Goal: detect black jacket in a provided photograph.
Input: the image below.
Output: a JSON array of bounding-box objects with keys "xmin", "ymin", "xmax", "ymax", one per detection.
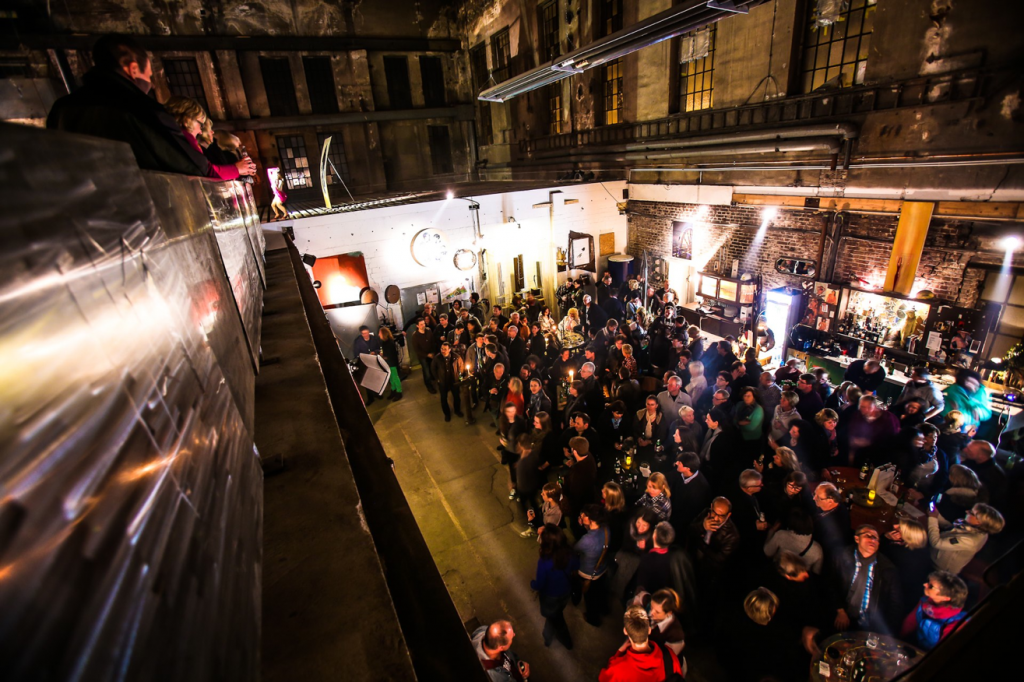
[
  {"xmin": 48, "ymin": 68, "xmax": 212, "ymax": 176},
  {"xmin": 829, "ymin": 548, "xmax": 903, "ymax": 633},
  {"xmin": 669, "ymin": 471, "xmax": 712, "ymax": 533},
  {"xmin": 601, "ymin": 296, "xmax": 625, "ymax": 322},
  {"xmin": 580, "ymin": 303, "xmax": 609, "ymax": 334}
]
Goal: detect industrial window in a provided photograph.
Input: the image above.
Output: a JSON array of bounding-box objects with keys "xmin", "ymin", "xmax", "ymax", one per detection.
[
  {"xmin": 980, "ymin": 271, "xmax": 1024, "ymax": 361},
  {"xmin": 276, "ymin": 135, "xmax": 311, "ymax": 189},
  {"xmin": 316, "ymin": 132, "xmax": 350, "ymax": 185},
  {"xmin": 259, "ymin": 56, "xmax": 299, "ymax": 117},
  {"xmin": 679, "ymin": 25, "xmax": 716, "ymax": 113},
  {"xmin": 427, "ymin": 125, "xmax": 454, "ymax": 175},
  {"xmin": 548, "ymin": 83, "xmax": 563, "ymax": 135},
  {"xmin": 302, "ymin": 56, "xmax": 339, "ymax": 115},
  {"xmin": 491, "ymin": 28, "xmax": 512, "ymax": 83},
  {"xmin": 539, "ymin": 1, "xmax": 560, "ymax": 62},
  {"xmin": 601, "ymin": 0, "xmax": 623, "ymax": 38},
  {"xmin": 477, "ymin": 101, "xmax": 494, "ymax": 146},
  {"xmin": 163, "ymin": 58, "xmax": 209, "ymax": 113},
  {"xmin": 419, "ymin": 56, "xmax": 446, "ymax": 107},
  {"xmin": 801, "ymin": 0, "xmax": 876, "ymax": 93},
  {"xmin": 383, "ymin": 56, "xmax": 413, "ymax": 109},
  {"xmin": 470, "ymin": 42, "xmax": 489, "ymax": 91},
  {"xmin": 602, "ymin": 58, "xmax": 623, "ymax": 126}
]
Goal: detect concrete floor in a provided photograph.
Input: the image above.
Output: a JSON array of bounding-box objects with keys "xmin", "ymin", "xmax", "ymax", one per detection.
[
  {"xmin": 370, "ymin": 375, "xmax": 727, "ymax": 682},
  {"xmin": 370, "ymin": 379, "xmax": 620, "ymax": 682}
]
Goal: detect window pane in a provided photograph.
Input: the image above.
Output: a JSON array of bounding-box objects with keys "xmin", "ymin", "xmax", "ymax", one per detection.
[
  {"xmin": 998, "ymin": 305, "xmax": 1024, "ymax": 335},
  {"xmin": 303, "ymin": 56, "xmax": 339, "ymax": 115},
  {"xmin": 858, "ymin": 34, "xmax": 871, "ymax": 61},
  {"xmin": 260, "ymin": 57, "xmax": 299, "ymax": 117},
  {"xmin": 1008, "ymin": 276, "xmax": 1024, "ymax": 306},
  {"xmin": 163, "ymin": 58, "xmax": 209, "ymax": 113},
  {"xmin": 847, "ymin": 9, "xmax": 863, "ymax": 35},
  {"xmin": 982, "ymin": 272, "xmax": 1013, "ymax": 302},
  {"xmin": 990, "ymin": 334, "xmax": 1018, "ymax": 360}
]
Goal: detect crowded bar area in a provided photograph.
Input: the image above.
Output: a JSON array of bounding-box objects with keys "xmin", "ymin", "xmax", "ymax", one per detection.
[{"xmin": 3, "ymin": 1, "xmax": 1024, "ymax": 681}]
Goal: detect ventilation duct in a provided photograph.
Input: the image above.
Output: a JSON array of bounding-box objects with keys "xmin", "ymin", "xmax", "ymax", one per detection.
[{"xmin": 479, "ymin": 0, "xmax": 769, "ymax": 103}]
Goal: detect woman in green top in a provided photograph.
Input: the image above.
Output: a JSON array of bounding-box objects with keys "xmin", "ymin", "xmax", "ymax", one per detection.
[
  {"xmin": 735, "ymin": 387, "xmax": 765, "ymax": 457},
  {"xmin": 943, "ymin": 369, "xmax": 992, "ymax": 430}
]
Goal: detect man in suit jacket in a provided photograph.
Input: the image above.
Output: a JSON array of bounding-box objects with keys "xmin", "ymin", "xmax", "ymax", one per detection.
[
  {"xmin": 601, "ymin": 290, "xmax": 625, "ymax": 323},
  {"xmin": 670, "ymin": 451, "xmax": 713, "ymax": 534},
  {"xmin": 580, "ymin": 294, "xmax": 609, "ymax": 336}
]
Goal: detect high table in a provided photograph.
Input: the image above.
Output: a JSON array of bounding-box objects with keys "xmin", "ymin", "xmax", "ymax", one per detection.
[
  {"xmin": 810, "ymin": 631, "xmax": 924, "ymax": 681},
  {"xmin": 821, "ymin": 466, "xmax": 926, "ymax": 533}
]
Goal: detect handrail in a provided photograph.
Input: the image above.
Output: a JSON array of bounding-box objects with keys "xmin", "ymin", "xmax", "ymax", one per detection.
[{"xmin": 283, "ymin": 238, "xmax": 489, "ymax": 682}]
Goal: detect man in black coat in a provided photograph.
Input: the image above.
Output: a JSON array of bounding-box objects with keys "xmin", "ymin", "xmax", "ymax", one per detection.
[
  {"xmin": 430, "ymin": 342, "xmax": 463, "ymax": 422},
  {"xmin": 409, "ymin": 318, "xmax": 438, "ymax": 393},
  {"xmin": 812, "ymin": 482, "xmax": 853, "ymax": 561},
  {"xmin": 580, "ymin": 294, "xmax": 609, "ymax": 335},
  {"xmin": 503, "ymin": 324, "xmax": 526, "ymax": 377},
  {"xmin": 47, "ymin": 35, "xmax": 242, "ymax": 178},
  {"xmin": 601, "ymin": 290, "xmax": 625, "ymax": 323},
  {"xmin": 669, "ymin": 451, "xmax": 713, "ymax": 535},
  {"xmin": 596, "ymin": 272, "xmax": 615, "ymax": 304},
  {"xmin": 829, "ymin": 526, "xmax": 903, "ymax": 634},
  {"xmin": 795, "ymin": 373, "xmax": 825, "ymax": 420},
  {"xmin": 565, "ymin": 436, "xmax": 598, "ymax": 536}
]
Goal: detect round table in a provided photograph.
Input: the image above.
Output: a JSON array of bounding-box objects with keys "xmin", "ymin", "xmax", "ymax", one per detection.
[
  {"xmin": 810, "ymin": 631, "xmax": 924, "ymax": 681},
  {"xmin": 822, "ymin": 467, "xmax": 907, "ymax": 534}
]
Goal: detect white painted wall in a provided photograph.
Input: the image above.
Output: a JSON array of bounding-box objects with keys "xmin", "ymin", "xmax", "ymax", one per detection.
[{"xmin": 276, "ymin": 181, "xmax": 628, "ymax": 326}]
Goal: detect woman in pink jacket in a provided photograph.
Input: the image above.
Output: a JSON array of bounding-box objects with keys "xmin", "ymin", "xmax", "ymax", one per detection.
[{"xmin": 164, "ymin": 96, "xmax": 255, "ymax": 181}]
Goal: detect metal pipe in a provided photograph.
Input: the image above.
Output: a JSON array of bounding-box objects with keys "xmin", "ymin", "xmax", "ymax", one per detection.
[
  {"xmin": 625, "ymin": 137, "xmax": 843, "ymax": 161},
  {"xmin": 622, "ymin": 122, "xmax": 859, "ymax": 152}
]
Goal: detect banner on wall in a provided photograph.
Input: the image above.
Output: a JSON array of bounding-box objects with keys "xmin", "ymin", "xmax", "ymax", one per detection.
[{"xmin": 671, "ymin": 221, "xmax": 694, "ymax": 262}]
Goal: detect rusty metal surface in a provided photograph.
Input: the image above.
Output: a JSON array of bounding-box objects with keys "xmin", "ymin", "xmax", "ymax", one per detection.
[{"xmin": 0, "ymin": 123, "xmax": 262, "ymax": 681}]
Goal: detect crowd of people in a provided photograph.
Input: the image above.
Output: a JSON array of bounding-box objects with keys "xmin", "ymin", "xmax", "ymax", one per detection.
[{"xmin": 385, "ymin": 273, "xmax": 1013, "ymax": 682}]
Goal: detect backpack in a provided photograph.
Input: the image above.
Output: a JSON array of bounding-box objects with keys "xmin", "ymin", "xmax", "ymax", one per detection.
[{"xmin": 659, "ymin": 642, "xmax": 685, "ymax": 681}]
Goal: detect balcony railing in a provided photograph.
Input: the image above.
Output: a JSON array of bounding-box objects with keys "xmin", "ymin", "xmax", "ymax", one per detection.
[{"xmin": 518, "ymin": 68, "xmax": 989, "ymax": 158}]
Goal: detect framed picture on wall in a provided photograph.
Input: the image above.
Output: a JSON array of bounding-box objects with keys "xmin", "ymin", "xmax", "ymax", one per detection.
[{"xmin": 672, "ymin": 221, "xmax": 693, "ymax": 261}]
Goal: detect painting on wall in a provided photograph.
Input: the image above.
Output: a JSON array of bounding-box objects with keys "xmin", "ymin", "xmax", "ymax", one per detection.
[
  {"xmin": 568, "ymin": 231, "xmax": 595, "ymax": 272},
  {"xmin": 672, "ymin": 221, "xmax": 693, "ymax": 261}
]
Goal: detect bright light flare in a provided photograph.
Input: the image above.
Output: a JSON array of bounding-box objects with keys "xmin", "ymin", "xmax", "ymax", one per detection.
[
  {"xmin": 446, "ymin": 190, "xmax": 455, "ymax": 200},
  {"xmin": 1001, "ymin": 236, "xmax": 1021, "ymax": 251}
]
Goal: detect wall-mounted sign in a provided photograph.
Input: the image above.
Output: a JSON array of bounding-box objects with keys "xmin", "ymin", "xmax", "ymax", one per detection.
[
  {"xmin": 453, "ymin": 248, "xmax": 478, "ymax": 271},
  {"xmin": 411, "ymin": 228, "xmax": 449, "ymax": 267}
]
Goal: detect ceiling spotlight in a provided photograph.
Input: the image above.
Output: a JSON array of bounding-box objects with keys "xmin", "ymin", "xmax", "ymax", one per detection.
[
  {"xmin": 1001, "ymin": 235, "xmax": 1021, "ymax": 251},
  {"xmin": 762, "ymin": 207, "xmax": 778, "ymax": 222},
  {"xmin": 446, "ymin": 190, "xmax": 454, "ymax": 200}
]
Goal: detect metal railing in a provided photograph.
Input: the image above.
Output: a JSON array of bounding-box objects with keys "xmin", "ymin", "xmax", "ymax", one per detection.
[{"xmin": 518, "ymin": 68, "xmax": 989, "ymax": 157}]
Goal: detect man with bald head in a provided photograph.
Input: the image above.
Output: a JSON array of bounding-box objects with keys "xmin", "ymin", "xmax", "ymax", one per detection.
[
  {"xmin": 961, "ymin": 439, "xmax": 1008, "ymax": 512},
  {"xmin": 472, "ymin": 619, "xmax": 530, "ymax": 681}
]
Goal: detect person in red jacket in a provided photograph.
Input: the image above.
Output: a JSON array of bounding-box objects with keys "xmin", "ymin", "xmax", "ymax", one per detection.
[
  {"xmin": 900, "ymin": 570, "xmax": 968, "ymax": 650},
  {"xmin": 599, "ymin": 605, "xmax": 683, "ymax": 682}
]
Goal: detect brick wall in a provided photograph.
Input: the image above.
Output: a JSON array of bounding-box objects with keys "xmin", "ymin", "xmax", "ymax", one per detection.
[{"xmin": 627, "ymin": 200, "xmax": 1023, "ymax": 308}]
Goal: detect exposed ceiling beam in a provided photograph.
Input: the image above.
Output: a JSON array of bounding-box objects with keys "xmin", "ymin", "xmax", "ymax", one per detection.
[{"xmin": 0, "ymin": 34, "xmax": 462, "ymax": 53}]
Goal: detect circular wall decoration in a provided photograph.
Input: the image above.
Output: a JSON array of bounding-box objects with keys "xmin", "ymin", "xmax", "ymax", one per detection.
[
  {"xmin": 453, "ymin": 249, "xmax": 478, "ymax": 271},
  {"xmin": 411, "ymin": 228, "xmax": 449, "ymax": 267}
]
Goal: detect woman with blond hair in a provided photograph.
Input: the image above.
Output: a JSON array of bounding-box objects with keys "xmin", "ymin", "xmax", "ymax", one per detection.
[
  {"xmin": 558, "ymin": 307, "xmax": 580, "ymax": 338},
  {"xmin": 505, "ymin": 376, "xmax": 525, "ymax": 418},
  {"xmin": 937, "ymin": 464, "xmax": 980, "ymax": 525},
  {"xmin": 637, "ymin": 472, "xmax": 672, "ymax": 522},
  {"xmin": 928, "ymin": 502, "xmax": 1005, "ymax": 574},
  {"xmin": 621, "ymin": 343, "xmax": 639, "ymax": 379},
  {"xmin": 163, "ymin": 96, "xmax": 256, "ymax": 181},
  {"xmin": 883, "ymin": 518, "xmax": 934, "ymax": 614}
]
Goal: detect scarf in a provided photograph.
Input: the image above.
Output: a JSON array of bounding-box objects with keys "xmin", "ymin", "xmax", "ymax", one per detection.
[
  {"xmin": 847, "ymin": 550, "xmax": 876, "ymax": 621},
  {"xmin": 701, "ymin": 427, "xmax": 721, "ymax": 460},
  {"xmin": 529, "ymin": 391, "xmax": 543, "ymax": 414},
  {"xmin": 611, "ymin": 416, "xmax": 622, "ymax": 429}
]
